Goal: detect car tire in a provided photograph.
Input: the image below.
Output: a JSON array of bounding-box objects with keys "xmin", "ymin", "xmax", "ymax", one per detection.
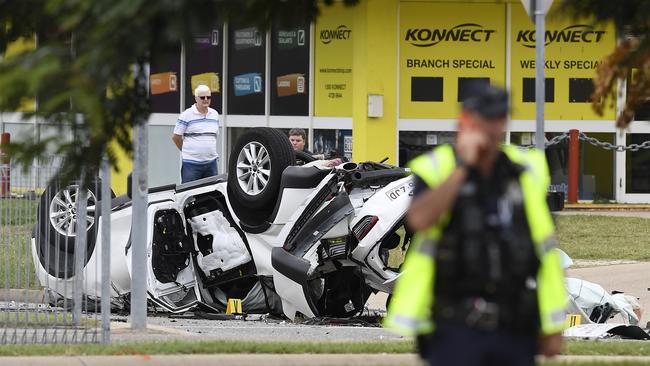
[
  {"xmin": 227, "ymin": 128, "xmax": 295, "ymax": 211},
  {"xmin": 35, "ymin": 179, "xmax": 106, "ymax": 279}
]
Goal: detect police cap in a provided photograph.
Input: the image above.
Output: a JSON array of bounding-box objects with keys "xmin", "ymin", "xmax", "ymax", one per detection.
[{"xmin": 462, "ymin": 84, "xmax": 509, "ymax": 119}]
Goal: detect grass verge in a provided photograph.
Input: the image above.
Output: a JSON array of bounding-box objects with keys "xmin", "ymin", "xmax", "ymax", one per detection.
[
  {"xmin": 0, "ymin": 340, "xmax": 414, "ymax": 356},
  {"xmin": 0, "ymin": 312, "xmax": 98, "ymax": 328},
  {"xmin": 564, "ymin": 341, "xmax": 650, "ymax": 356},
  {"xmin": 1, "ymin": 198, "xmax": 40, "ymax": 289},
  {"xmin": 1, "ymin": 339, "xmax": 650, "ymax": 357},
  {"xmin": 0, "ymin": 223, "xmax": 39, "ymax": 289},
  {"xmin": 555, "ymin": 215, "xmax": 650, "ymax": 261}
]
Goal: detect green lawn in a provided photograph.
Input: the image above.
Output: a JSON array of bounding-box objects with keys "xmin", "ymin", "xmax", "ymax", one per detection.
[
  {"xmin": 555, "ymin": 215, "xmax": 650, "ymax": 261},
  {"xmin": 0, "ymin": 340, "xmax": 413, "ymax": 356},
  {"xmin": 1, "ymin": 198, "xmax": 38, "ymax": 226},
  {"xmin": 387, "ymin": 214, "xmax": 650, "ymax": 269},
  {"xmin": 0, "ymin": 312, "xmax": 98, "ymax": 328},
  {"xmin": 564, "ymin": 340, "xmax": 650, "ymax": 356},
  {"xmin": 0, "ymin": 339, "xmax": 648, "ymax": 358},
  {"xmin": 1, "ymin": 198, "xmax": 39, "ymax": 289}
]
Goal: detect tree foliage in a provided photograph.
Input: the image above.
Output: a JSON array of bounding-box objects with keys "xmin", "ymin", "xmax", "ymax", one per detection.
[
  {"xmin": 0, "ymin": 0, "xmax": 358, "ymax": 183},
  {"xmin": 560, "ymin": 0, "xmax": 650, "ymax": 128}
]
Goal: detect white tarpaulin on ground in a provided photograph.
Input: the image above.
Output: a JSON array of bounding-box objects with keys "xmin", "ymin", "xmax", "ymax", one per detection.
[
  {"xmin": 563, "ymin": 323, "xmax": 622, "ymax": 338},
  {"xmin": 564, "ymin": 323, "xmax": 650, "ymax": 340}
]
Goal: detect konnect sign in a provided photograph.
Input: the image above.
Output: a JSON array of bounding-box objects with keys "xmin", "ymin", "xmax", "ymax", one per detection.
[
  {"xmin": 398, "ymin": 2, "xmax": 614, "ymax": 121},
  {"xmin": 516, "ymin": 24, "xmax": 607, "ymax": 48},
  {"xmin": 400, "ymin": 3, "xmax": 506, "ymax": 119},
  {"xmin": 319, "ymin": 25, "xmax": 352, "ymax": 45},
  {"xmin": 404, "ymin": 24, "xmax": 496, "ymax": 47}
]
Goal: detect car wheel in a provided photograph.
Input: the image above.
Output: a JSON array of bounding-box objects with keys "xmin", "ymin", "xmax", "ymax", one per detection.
[
  {"xmin": 35, "ymin": 179, "xmax": 105, "ymax": 279},
  {"xmin": 228, "ymin": 128, "xmax": 295, "ymax": 210}
]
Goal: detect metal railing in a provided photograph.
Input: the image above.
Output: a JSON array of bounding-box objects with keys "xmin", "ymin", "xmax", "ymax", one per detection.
[{"xmin": 1, "ymin": 161, "xmax": 111, "ymax": 344}]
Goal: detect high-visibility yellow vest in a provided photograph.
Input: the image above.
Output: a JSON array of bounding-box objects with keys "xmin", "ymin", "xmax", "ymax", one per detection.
[{"xmin": 384, "ymin": 144, "xmax": 567, "ymax": 336}]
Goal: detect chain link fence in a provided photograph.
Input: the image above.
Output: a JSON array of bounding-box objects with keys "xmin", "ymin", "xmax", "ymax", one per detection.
[
  {"xmin": 1, "ymin": 160, "xmax": 110, "ymax": 344},
  {"xmin": 520, "ymin": 131, "xmax": 650, "ymax": 152},
  {"xmin": 578, "ymin": 132, "xmax": 650, "ymax": 152}
]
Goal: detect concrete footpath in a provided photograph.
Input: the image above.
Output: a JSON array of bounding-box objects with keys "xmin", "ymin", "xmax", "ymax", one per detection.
[
  {"xmin": 555, "ymin": 210, "xmax": 650, "ymax": 218},
  {"xmin": 0, "ymin": 354, "xmax": 421, "ymax": 366},
  {"xmin": 3, "ymin": 354, "xmax": 650, "ymax": 366}
]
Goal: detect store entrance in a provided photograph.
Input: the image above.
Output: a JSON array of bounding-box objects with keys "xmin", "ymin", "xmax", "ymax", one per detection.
[{"xmin": 618, "ymin": 133, "xmax": 650, "ymax": 203}]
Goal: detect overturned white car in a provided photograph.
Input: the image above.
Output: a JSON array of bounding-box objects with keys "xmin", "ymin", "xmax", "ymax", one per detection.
[{"xmin": 32, "ymin": 128, "xmax": 413, "ymax": 319}]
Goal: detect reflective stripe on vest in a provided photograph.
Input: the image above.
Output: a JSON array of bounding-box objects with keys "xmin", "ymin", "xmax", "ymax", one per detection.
[{"xmin": 385, "ymin": 144, "xmax": 567, "ymax": 336}]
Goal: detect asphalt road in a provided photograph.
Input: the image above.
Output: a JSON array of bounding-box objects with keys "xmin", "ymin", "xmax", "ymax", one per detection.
[
  {"xmin": 116, "ymin": 316, "xmax": 405, "ymax": 343},
  {"xmin": 108, "ymin": 295, "xmax": 400, "ymax": 343}
]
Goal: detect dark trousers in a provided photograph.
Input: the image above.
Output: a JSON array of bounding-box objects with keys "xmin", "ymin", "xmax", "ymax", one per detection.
[
  {"xmin": 417, "ymin": 320, "xmax": 537, "ymax": 366},
  {"xmin": 181, "ymin": 159, "xmax": 218, "ymax": 183}
]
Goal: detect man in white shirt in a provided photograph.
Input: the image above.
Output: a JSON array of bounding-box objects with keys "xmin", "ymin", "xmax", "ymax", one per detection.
[{"xmin": 172, "ymin": 84, "xmax": 220, "ymax": 183}]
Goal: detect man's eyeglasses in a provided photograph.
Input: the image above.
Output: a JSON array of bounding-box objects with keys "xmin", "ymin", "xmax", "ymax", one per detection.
[{"xmin": 198, "ymin": 96, "xmax": 211, "ymax": 100}]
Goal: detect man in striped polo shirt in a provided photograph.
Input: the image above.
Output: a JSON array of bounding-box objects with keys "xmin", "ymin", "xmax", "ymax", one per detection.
[{"xmin": 172, "ymin": 84, "xmax": 220, "ymax": 183}]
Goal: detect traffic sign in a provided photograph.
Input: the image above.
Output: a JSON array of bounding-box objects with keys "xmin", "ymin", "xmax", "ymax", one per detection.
[{"xmin": 521, "ymin": 0, "xmax": 553, "ymax": 21}]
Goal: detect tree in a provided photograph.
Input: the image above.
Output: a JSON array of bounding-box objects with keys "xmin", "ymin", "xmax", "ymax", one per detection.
[
  {"xmin": 560, "ymin": 0, "xmax": 650, "ymax": 128},
  {"xmin": 0, "ymin": 0, "xmax": 358, "ymax": 183}
]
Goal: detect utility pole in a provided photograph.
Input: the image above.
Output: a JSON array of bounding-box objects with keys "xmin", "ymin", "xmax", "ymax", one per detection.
[
  {"xmin": 534, "ymin": 0, "xmax": 546, "ymax": 150},
  {"xmin": 130, "ymin": 65, "xmax": 149, "ymax": 330},
  {"xmin": 521, "ymin": 0, "xmax": 553, "ymax": 150}
]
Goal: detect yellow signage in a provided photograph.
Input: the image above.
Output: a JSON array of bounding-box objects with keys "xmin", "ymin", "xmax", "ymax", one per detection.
[
  {"xmin": 314, "ymin": 4, "xmax": 354, "ymax": 117},
  {"xmin": 511, "ymin": 4, "xmax": 616, "ymax": 120},
  {"xmin": 4, "ymin": 37, "xmax": 36, "ymax": 112},
  {"xmin": 399, "ymin": 3, "xmax": 506, "ymax": 119},
  {"xmin": 191, "ymin": 72, "xmax": 220, "ymax": 94}
]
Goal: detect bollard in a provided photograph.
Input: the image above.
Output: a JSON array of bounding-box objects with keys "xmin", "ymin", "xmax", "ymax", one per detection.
[
  {"xmin": 568, "ymin": 129, "xmax": 579, "ymax": 204},
  {"xmin": 0, "ymin": 133, "xmax": 9, "ymax": 197}
]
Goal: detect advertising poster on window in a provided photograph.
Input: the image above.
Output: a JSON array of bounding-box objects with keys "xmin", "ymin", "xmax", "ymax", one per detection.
[
  {"xmin": 228, "ymin": 24, "xmax": 265, "ymax": 115},
  {"xmin": 510, "ymin": 4, "xmax": 615, "ymax": 120},
  {"xmin": 271, "ymin": 23, "xmax": 309, "ymax": 116},
  {"xmin": 399, "ymin": 3, "xmax": 506, "ymax": 119},
  {"xmin": 314, "ymin": 4, "xmax": 354, "ymax": 117},
  {"xmin": 313, "ymin": 129, "xmax": 352, "ymax": 161},
  {"xmin": 185, "ymin": 25, "xmax": 223, "ymax": 112},
  {"xmin": 150, "ymin": 44, "xmax": 181, "ymax": 113}
]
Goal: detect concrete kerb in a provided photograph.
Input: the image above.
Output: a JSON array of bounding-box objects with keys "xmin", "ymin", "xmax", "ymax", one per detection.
[
  {"xmin": 110, "ymin": 321, "xmax": 193, "ymax": 336},
  {"xmin": 3, "ymin": 354, "xmax": 650, "ymax": 366},
  {"xmin": 0, "ymin": 289, "xmax": 44, "ymax": 304},
  {"xmin": 563, "ymin": 204, "xmax": 650, "ymax": 210},
  {"xmin": 0, "ymin": 354, "xmax": 425, "ymax": 366}
]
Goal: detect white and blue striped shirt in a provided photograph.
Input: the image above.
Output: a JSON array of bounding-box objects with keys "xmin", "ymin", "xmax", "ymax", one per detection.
[{"xmin": 174, "ymin": 104, "xmax": 220, "ymax": 164}]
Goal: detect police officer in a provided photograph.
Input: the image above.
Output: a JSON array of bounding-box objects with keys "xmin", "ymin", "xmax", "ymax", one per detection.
[{"xmin": 385, "ymin": 85, "xmax": 567, "ymax": 366}]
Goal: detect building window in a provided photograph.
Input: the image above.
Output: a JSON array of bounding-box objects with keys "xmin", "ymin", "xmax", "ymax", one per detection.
[
  {"xmin": 568, "ymin": 78, "xmax": 594, "ymax": 103},
  {"xmin": 410, "ymin": 77, "xmax": 443, "ymax": 102},
  {"xmin": 270, "ymin": 23, "xmax": 310, "ymax": 116},
  {"xmin": 457, "ymin": 77, "xmax": 490, "ymax": 102},
  {"xmin": 522, "ymin": 78, "xmax": 555, "ymax": 103},
  {"xmin": 150, "ymin": 43, "xmax": 181, "ymax": 113},
  {"xmin": 185, "ymin": 25, "xmax": 223, "ymax": 112},
  {"xmin": 228, "ymin": 24, "xmax": 266, "ymax": 115}
]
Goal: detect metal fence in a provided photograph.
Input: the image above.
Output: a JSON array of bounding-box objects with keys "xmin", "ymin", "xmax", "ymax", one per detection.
[{"xmin": 1, "ymin": 161, "xmax": 111, "ymax": 344}]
